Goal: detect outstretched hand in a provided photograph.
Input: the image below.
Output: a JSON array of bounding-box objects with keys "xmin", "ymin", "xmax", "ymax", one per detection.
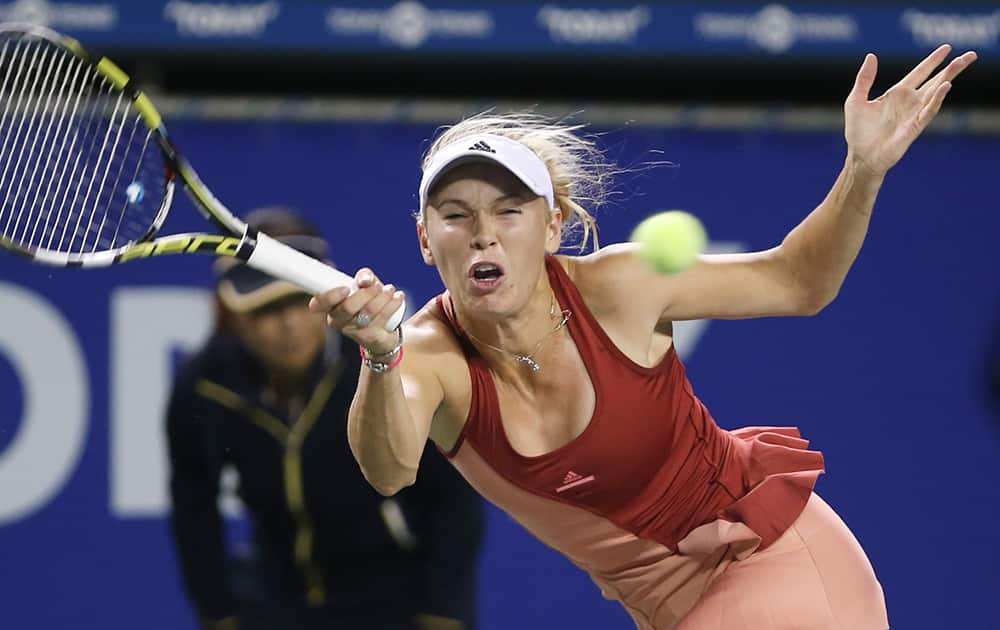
[
  {"xmin": 844, "ymin": 44, "xmax": 977, "ymax": 178},
  {"xmin": 308, "ymin": 268, "xmax": 405, "ymax": 355}
]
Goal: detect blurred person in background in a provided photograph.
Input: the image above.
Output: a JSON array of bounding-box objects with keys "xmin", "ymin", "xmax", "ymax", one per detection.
[
  {"xmin": 310, "ymin": 47, "xmax": 976, "ymax": 629},
  {"xmin": 166, "ymin": 207, "xmax": 484, "ymax": 630}
]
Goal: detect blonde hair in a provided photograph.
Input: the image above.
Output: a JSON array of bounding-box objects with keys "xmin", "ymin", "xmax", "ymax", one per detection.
[{"xmin": 420, "ymin": 111, "xmax": 617, "ymax": 252}]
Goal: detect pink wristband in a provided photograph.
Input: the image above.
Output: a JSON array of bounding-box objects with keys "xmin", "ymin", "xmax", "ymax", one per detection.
[{"xmin": 359, "ymin": 345, "xmax": 404, "ymax": 372}]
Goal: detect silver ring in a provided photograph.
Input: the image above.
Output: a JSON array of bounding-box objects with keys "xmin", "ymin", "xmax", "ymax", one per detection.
[{"xmin": 353, "ymin": 312, "xmax": 371, "ymax": 328}]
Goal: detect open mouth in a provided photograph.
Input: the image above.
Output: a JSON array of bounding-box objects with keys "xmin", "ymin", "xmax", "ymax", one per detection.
[{"xmin": 468, "ymin": 262, "xmax": 505, "ymax": 292}]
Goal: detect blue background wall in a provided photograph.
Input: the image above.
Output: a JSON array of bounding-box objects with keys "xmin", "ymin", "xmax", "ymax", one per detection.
[{"xmin": 1, "ymin": 118, "xmax": 998, "ymax": 629}]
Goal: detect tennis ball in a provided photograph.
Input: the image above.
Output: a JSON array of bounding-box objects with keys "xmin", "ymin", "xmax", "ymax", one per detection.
[{"xmin": 630, "ymin": 210, "xmax": 707, "ymax": 274}]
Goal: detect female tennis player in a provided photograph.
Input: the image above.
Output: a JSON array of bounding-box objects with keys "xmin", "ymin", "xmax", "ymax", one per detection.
[{"xmin": 310, "ymin": 46, "xmax": 976, "ymax": 628}]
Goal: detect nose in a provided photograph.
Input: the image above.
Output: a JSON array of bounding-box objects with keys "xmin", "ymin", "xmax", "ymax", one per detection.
[
  {"xmin": 470, "ymin": 216, "xmax": 497, "ymax": 250},
  {"xmin": 277, "ymin": 302, "xmax": 308, "ymax": 331}
]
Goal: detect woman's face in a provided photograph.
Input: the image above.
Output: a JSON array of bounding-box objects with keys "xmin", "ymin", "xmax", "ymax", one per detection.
[{"xmin": 419, "ymin": 162, "xmax": 561, "ymax": 318}]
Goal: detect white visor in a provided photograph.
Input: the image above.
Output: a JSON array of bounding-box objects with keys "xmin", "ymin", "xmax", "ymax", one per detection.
[{"xmin": 419, "ymin": 134, "xmax": 555, "ymax": 214}]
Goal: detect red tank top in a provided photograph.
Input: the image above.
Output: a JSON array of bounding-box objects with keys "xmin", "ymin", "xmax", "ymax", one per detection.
[{"xmin": 437, "ymin": 256, "xmax": 823, "ymax": 551}]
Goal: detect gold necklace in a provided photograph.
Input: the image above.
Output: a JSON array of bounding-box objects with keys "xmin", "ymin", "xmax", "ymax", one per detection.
[{"xmin": 463, "ymin": 295, "xmax": 572, "ymax": 373}]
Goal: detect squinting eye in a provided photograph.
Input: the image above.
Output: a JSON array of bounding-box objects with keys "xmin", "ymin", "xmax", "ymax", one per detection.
[
  {"xmin": 500, "ymin": 208, "xmax": 522, "ymax": 214},
  {"xmin": 444, "ymin": 213, "xmax": 467, "ymax": 220}
]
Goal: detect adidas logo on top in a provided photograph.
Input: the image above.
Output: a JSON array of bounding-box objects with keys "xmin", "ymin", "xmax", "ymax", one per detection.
[
  {"xmin": 556, "ymin": 470, "xmax": 596, "ymax": 493},
  {"xmin": 469, "ymin": 141, "xmax": 495, "ymax": 153}
]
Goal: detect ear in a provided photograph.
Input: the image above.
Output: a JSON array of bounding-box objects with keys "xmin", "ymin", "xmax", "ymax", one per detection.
[
  {"xmin": 417, "ymin": 220, "xmax": 435, "ymax": 265},
  {"xmin": 544, "ymin": 206, "xmax": 564, "ymax": 255}
]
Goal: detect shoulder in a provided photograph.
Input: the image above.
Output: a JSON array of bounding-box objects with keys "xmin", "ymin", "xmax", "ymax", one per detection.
[
  {"xmin": 170, "ymin": 333, "xmax": 253, "ymax": 404},
  {"xmin": 174, "ymin": 334, "xmax": 226, "ymax": 383},
  {"xmin": 401, "ymin": 297, "xmax": 473, "ymax": 436},
  {"xmin": 553, "ymin": 244, "xmax": 648, "ymax": 318},
  {"xmin": 559, "ymin": 243, "xmax": 643, "ymax": 285},
  {"xmin": 402, "ymin": 297, "xmax": 466, "ymax": 369},
  {"xmin": 182, "ymin": 332, "xmax": 245, "ymax": 373}
]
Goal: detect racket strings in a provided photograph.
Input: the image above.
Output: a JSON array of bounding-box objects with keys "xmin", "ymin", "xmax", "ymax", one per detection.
[
  {"xmin": 1, "ymin": 42, "xmax": 71, "ymax": 242},
  {"xmin": 0, "ymin": 34, "xmax": 165, "ymax": 256},
  {"xmin": 22, "ymin": 47, "xmax": 88, "ymax": 249},
  {"xmin": 9, "ymin": 44, "xmax": 83, "ymax": 249}
]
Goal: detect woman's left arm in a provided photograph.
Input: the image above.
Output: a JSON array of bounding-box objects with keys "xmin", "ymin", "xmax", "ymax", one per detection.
[
  {"xmin": 605, "ymin": 45, "xmax": 977, "ymax": 323},
  {"xmin": 779, "ymin": 46, "xmax": 978, "ymax": 311}
]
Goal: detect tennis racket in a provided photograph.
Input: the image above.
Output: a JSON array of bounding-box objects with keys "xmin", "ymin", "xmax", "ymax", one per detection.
[{"xmin": 0, "ymin": 23, "xmax": 405, "ymax": 331}]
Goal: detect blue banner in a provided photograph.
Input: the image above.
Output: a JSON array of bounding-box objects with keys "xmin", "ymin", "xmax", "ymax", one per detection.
[
  {"xmin": 1, "ymin": 115, "xmax": 999, "ymax": 629},
  {"xmin": 0, "ymin": 1, "xmax": 997, "ymax": 60}
]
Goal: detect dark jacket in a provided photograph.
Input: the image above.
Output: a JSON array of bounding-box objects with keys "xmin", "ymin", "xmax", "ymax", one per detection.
[{"xmin": 166, "ymin": 332, "xmax": 483, "ymax": 627}]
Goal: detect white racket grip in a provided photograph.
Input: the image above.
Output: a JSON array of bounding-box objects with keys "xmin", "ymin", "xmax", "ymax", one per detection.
[{"xmin": 246, "ymin": 232, "xmax": 406, "ymax": 331}]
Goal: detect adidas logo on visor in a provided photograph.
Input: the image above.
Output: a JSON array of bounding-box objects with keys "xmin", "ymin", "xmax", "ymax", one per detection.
[
  {"xmin": 468, "ymin": 141, "xmax": 495, "ymax": 153},
  {"xmin": 418, "ymin": 134, "xmax": 556, "ymax": 214}
]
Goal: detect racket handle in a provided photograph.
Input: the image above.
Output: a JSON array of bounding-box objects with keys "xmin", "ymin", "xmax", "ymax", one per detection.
[{"xmin": 247, "ymin": 232, "xmax": 406, "ymax": 331}]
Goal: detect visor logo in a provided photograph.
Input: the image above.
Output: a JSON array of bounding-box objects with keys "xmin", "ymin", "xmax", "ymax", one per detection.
[{"xmin": 468, "ymin": 141, "xmax": 495, "ymax": 153}]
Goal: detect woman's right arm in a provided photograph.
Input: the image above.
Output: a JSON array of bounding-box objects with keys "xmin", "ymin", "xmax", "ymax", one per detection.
[
  {"xmin": 310, "ymin": 269, "xmax": 442, "ymax": 496},
  {"xmin": 347, "ymin": 334, "xmax": 443, "ymax": 495}
]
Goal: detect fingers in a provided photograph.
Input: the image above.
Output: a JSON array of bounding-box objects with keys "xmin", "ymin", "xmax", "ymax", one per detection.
[
  {"xmin": 911, "ymin": 49, "xmax": 975, "ymax": 133},
  {"xmin": 919, "ymin": 50, "xmax": 978, "ymax": 96},
  {"xmin": 899, "ymin": 44, "xmax": 952, "ymax": 90},
  {"xmin": 351, "ymin": 282, "xmax": 401, "ymax": 331},
  {"xmin": 312, "ymin": 267, "xmax": 379, "ymax": 328},
  {"xmin": 916, "ymin": 81, "xmax": 952, "ymax": 131},
  {"xmin": 847, "ymin": 53, "xmax": 878, "ymax": 104},
  {"xmin": 308, "ymin": 268, "xmax": 374, "ymax": 317},
  {"xmin": 307, "ymin": 268, "xmax": 404, "ymax": 349},
  {"xmin": 308, "ymin": 285, "xmax": 350, "ymax": 315},
  {"xmin": 364, "ymin": 284, "xmax": 406, "ymax": 332}
]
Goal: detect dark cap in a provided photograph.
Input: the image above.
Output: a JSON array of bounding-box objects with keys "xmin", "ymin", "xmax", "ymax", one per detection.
[{"xmin": 215, "ymin": 208, "xmax": 333, "ymax": 313}]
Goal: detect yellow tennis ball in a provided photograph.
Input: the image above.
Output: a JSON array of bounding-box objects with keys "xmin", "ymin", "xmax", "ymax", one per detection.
[{"xmin": 630, "ymin": 210, "xmax": 707, "ymax": 274}]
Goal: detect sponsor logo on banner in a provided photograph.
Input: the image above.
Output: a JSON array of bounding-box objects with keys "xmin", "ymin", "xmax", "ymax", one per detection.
[
  {"xmin": 902, "ymin": 10, "xmax": 1000, "ymax": 48},
  {"xmin": 164, "ymin": 1, "xmax": 280, "ymax": 37},
  {"xmin": 695, "ymin": 4, "xmax": 857, "ymax": 54},
  {"xmin": 326, "ymin": 1, "xmax": 493, "ymax": 50},
  {"xmin": 0, "ymin": 0, "xmax": 117, "ymax": 30},
  {"xmin": 537, "ymin": 5, "xmax": 650, "ymax": 44}
]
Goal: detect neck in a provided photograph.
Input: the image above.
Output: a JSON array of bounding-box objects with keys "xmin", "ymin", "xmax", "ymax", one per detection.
[
  {"xmin": 267, "ymin": 368, "xmax": 308, "ymax": 401},
  {"xmin": 455, "ymin": 281, "xmax": 570, "ymax": 374},
  {"xmin": 460, "ymin": 285, "xmax": 552, "ymax": 348}
]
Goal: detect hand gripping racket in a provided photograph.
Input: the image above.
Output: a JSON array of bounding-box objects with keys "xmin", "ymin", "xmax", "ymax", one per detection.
[{"xmin": 0, "ymin": 23, "xmax": 405, "ymax": 331}]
